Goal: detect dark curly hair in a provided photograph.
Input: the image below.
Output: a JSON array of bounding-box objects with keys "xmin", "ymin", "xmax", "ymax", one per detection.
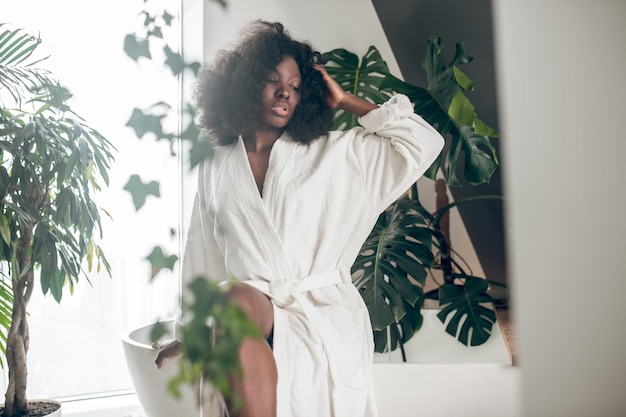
[{"xmin": 192, "ymin": 20, "xmax": 334, "ymax": 145}]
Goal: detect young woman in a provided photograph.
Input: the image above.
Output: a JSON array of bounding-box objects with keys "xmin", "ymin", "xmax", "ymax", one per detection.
[{"xmin": 155, "ymin": 20, "xmax": 444, "ymax": 417}]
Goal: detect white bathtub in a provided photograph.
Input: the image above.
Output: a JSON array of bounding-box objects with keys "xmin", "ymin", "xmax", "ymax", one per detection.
[{"xmin": 122, "ymin": 311, "xmax": 521, "ymax": 417}]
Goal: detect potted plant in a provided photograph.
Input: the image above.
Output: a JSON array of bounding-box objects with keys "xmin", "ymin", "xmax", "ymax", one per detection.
[
  {"xmin": 322, "ymin": 40, "xmax": 502, "ymax": 355},
  {"xmin": 0, "ymin": 24, "xmax": 115, "ymax": 416}
]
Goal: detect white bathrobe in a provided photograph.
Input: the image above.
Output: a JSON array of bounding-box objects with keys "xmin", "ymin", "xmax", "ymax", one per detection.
[{"xmin": 180, "ymin": 94, "xmax": 444, "ymax": 417}]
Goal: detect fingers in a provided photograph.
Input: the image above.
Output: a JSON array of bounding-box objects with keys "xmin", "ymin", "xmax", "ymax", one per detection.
[
  {"xmin": 313, "ymin": 63, "xmax": 328, "ymax": 75},
  {"xmin": 312, "ymin": 64, "xmax": 345, "ymax": 108},
  {"xmin": 155, "ymin": 354, "xmax": 164, "ymax": 369},
  {"xmin": 153, "ymin": 339, "xmax": 181, "ymax": 369}
]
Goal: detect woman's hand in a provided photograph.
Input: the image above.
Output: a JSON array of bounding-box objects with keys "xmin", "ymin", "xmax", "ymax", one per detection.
[
  {"xmin": 314, "ymin": 64, "xmax": 347, "ymax": 109},
  {"xmin": 153, "ymin": 339, "xmax": 182, "ymax": 369},
  {"xmin": 314, "ymin": 64, "xmax": 378, "ymax": 117}
]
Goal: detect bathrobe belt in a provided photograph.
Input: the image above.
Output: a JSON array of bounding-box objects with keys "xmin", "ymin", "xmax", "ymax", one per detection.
[
  {"xmin": 242, "ymin": 268, "xmax": 352, "ymax": 308},
  {"xmin": 242, "ymin": 268, "xmax": 354, "ymax": 417}
]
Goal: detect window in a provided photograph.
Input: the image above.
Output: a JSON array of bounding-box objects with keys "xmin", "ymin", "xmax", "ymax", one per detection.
[{"xmin": 3, "ymin": 0, "xmax": 188, "ymax": 398}]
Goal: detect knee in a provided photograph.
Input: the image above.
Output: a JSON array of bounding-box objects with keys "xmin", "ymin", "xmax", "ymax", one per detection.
[
  {"xmin": 226, "ymin": 284, "xmax": 274, "ymax": 338},
  {"xmin": 227, "ymin": 284, "xmax": 257, "ymax": 319}
]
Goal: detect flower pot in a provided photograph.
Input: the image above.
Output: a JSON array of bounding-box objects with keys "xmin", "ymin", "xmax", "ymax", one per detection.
[
  {"xmin": 121, "ymin": 320, "xmax": 221, "ymax": 417},
  {"xmin": 374, "ymin": 309, "xmax": 512, "ymax": 365},
  {"xmin": 372, "ymin": 309, "xmax": 521, "ymax": 417},
  {"xmin": 0, "ymin": 400, "xmax": 62, "ymax": 417}
]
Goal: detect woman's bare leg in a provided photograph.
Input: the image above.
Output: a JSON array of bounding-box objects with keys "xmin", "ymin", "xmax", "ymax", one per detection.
[{"xmin": 227, "ymin": 284, "xmax": 276, "ymax": 417}]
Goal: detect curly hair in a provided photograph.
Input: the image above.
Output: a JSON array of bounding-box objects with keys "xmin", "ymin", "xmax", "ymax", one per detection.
[{"xmin": 192, "ymin": 20, "xmax": 335, "ymax": 145}]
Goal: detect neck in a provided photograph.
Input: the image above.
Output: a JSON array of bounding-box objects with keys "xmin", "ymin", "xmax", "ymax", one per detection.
[{"xmin": 243, "ymin": 128, "xmax": 284, "ymax": 153}]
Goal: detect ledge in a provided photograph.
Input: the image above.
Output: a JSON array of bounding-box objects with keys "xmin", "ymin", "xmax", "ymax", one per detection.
[{"xmin": 59, "ymin": 391, "xmax": 144, "ymax": 417}]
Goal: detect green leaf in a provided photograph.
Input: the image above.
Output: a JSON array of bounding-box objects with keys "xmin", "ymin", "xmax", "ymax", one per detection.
[
  {"xmin": 0, "ymin": 216, "xmax": 10, "ymax": 246},
  {"xmin": 163, "ymin": 45, "xmax": 184, "ymax": 76},
  {"xmin": 448, "ymin": 92, "xmax": 476, "ymax": 127},
  {"xmin": 123, "ymin": 174, "xmax": 160, "ymax": 210},
  {"xmin": 474, "ymin": 118, "xmax": 498, "ymax": 138},
  {"xmin": 380, "ymin": 37, "xmax": 498, "ymax": 186},
  {"xmin": 322, "ymin": 40, "xmax": 498, "ymax": 186},
  {"xmin": 187, "ymin": 138, "xmax": 214, "ymax": 169},
  {"xmin": 373, "ymin": 302, "xmax": 424, "ymax": 353},
  {"xmin": 170, "ymin": 278, "xmax": 261, "ymax": 406},
  {"xmin": 460, "ymin": 126, "xmax": 499, "ymax": 185},
  {"xmin": 150, "ymin": 320, "xmax": 170, "ymax": 343},
  {"xmin": 145, "ymin": 246, "xmax": 178, "ymax": 280},
  {"xmin": 453, "ymin": 66, "xmax": 474, "ymax": 91},
  {"xmin": 436, "ymin": 277, "xmax": 497, "ymax": 346},
  {"xmin": 0, "ymin": 166, "xmax": 9, "ymax": 201},
  {"xmin": 322, "ymin": 46, "xmax": 392, "ymax": 130},
  {"xmin": 123, "ymin": 33, "xmax": 151, "ymax": 61},
  {"xmin": 125, "ymin": 107, "xmax": 166, "ymax": 140},
  {"xmin": 352, "ymin": 201, "xmax": 434, "ymax": 352}
]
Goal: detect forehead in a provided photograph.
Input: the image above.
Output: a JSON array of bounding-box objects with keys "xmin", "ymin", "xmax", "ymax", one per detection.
[{"xmin": 272, "ymin": 55, "xmax": 301, "ymax": 76}]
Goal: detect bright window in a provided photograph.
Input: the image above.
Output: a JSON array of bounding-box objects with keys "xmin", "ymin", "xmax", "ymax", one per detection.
[{"xmin": 3, "ymin": 0, "xmax": 187, "ymax": 398}]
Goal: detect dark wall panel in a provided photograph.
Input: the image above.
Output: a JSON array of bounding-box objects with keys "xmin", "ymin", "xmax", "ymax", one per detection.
[{"xmin": 372, "ymin": 0, "xmax": 508, "ymax": 291}]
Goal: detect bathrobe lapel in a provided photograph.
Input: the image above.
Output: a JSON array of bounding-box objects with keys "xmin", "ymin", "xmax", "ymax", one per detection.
[{"xmin": 232, "ymin": 136, "xmax": 294, "ymax": 279}]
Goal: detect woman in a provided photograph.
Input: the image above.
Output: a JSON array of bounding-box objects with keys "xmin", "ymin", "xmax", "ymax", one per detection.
[{"xmin": 156, "ymin": 20, "xmax": 444, "ymax": 417}]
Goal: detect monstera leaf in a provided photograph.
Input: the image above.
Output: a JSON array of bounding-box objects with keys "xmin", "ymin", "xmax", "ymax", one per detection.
[
  {"xmin": 322, "ymin": 46, "xmax": 393, "ymax": 130},
  {"xmin": 372, "ymin": 298, "xmax": 424, "ymax": 355},
  {"xmin": 352, "ymin": 201, "xmax": 434, "ymax": 353},
  {"xmin": 437, "ymin": 277, "xmax": 496, "ymax": 346},
  {"xmin": 323, "ymin": 39, "xmax": 498, "ymax": 186},
  {"xmin": 381, "ymin": 37, "xmax": 498, "ymax": 186}
]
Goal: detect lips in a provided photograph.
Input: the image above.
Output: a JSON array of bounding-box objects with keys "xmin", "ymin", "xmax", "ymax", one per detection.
[{"xmin": 270, "ymin": 101, "xmax": 290, "ymax": 117}]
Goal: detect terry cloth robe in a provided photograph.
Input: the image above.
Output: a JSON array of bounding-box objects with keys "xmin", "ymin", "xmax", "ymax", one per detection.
[{"xmin": 179, "ymin": 94, "xmax": 445, "ymax": 417}]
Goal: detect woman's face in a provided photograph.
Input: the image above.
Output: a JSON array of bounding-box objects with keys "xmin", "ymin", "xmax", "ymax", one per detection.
[{"xmin": 257, "ymin": 55, "xmax": 302, "ymax": 132}]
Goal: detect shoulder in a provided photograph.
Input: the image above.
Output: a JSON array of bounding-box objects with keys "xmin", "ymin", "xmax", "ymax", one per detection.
[{"xmin": 198, "ymin": 142, "xmax": 237, "ymax": 183}]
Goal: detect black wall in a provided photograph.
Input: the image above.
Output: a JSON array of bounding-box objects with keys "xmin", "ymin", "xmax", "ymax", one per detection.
[{"xmin": 372, "ymin": 0, "xmax": 508, "ymax": 291}]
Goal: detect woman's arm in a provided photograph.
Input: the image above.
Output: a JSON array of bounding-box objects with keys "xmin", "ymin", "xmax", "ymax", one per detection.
[{"xmin": 314, "ymin": 64, "xmax": 378, "ymax": 117}]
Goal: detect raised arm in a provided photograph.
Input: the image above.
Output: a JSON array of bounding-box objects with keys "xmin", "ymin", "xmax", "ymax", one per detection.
[{"xmin": 314, "ymin": 64, "xmax": 378, "ymax": 117}]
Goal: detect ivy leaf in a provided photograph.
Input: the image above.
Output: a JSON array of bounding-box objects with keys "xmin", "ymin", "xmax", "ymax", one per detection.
[
  {"xmin": 145, "ymin": 246, "xmax": 178, "ymax": 280},
  {"xmin": 125, "ymin": 107, "xmax": 167, "ymax": 140},
  {"xmin": 149, "ymin": 320, "xmax": 170, "ymax": 343},
  {"xmin": 123, "ymin": 33, "xmax": 151, "ymax": 62},
  {"xmin": 161, "ymin": 10, "xmax": 175, "ymax": 27},
  {"xmin": 436, "ymin": 277, "xmax": 496, "ymax": 346},
  {"xmin": 163, "ymin": 45, "xmax": 184, "ymax": 76},
  {"xmin": 188, "ymin": 138, "xmax": 215, "ymax": 170},
  {"xmin": 123, "ymin": 174, "xmax": 160, "ymax": 210}
]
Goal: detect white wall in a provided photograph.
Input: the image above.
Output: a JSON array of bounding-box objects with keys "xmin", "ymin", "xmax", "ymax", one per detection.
[
  {"xmin": 493, "ymin": 1, "xmax": 626, "ymax": 416},
  {"xmin": 202, "ymin": 0, "xmax": 401, "ymax": 76}
]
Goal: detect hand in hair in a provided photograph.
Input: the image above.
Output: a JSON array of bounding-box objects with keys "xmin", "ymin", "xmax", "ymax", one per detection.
[{"xmin": 314, "ymin": 64, "xmax": 378, "ymax": 117}]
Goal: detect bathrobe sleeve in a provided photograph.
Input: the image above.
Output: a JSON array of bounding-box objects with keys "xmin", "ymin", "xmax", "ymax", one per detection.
[
  {"xmin": 349, "ymin": 94, "xmax": 445, "ymax": 213},
  {"xmin": 175, "ymin": 162, "xmax": 227, "ymax": 340}
]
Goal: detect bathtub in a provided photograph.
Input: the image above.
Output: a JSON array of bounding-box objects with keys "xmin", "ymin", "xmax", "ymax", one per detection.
[{"xmin": 122, "ymin": 311, "xmax": 521, "ymax": 417}]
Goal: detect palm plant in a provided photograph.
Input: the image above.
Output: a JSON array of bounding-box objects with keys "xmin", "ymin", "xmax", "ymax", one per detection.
[
  {"xmin": 0, "ymin": 24, "xmax": 114, "ymax": 416},
  {"xmin": 323, "ymin": 37, "xmax": 501, "ymax": 354}
]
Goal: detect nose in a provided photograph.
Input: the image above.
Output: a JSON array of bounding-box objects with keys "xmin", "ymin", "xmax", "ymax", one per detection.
[{"xmin": 276, "ymin": 86, "xmax": 290, "ymax": 100}]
